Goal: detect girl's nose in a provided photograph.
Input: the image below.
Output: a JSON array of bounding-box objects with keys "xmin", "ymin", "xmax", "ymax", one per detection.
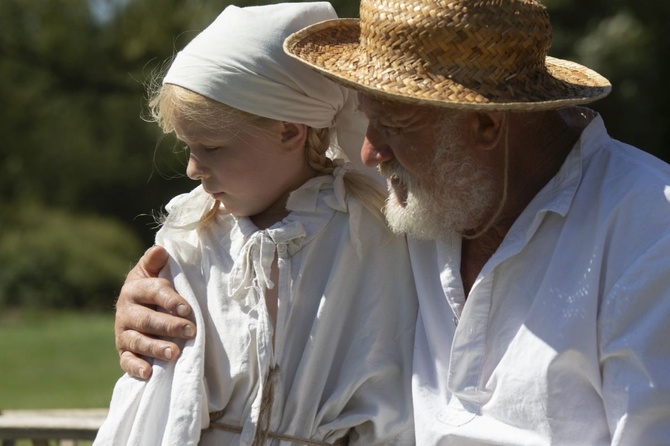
[
  {"xmin": 360, "ymin": 125, "xmax": 395, "ymax": 167},
  {"xmin": 186, "ymin": 155, "xmax": 209, "ymax": 180}
]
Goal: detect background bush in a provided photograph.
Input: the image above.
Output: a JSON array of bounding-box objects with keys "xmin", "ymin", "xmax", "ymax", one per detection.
[
  {"xmin": 0, "ymin": 204, "xmax": 143, "ymax": 309},
  {"xmin": 0, "ymin": 0, "xmax": 668, "ymax": 310}
]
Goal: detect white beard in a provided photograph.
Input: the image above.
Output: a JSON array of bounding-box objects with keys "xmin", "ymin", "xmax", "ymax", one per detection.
[{"xmin": 381, "ymin": 123, "xmax": 496, "ymax": 240}]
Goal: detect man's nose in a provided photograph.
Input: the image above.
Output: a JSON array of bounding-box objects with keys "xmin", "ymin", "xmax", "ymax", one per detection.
[
  {"xmin": 361, "ymin": 126, "xmax": 394, "ymax": 167},
  {"xmin": 186, "ymin": 155, "xmax": 209, "ymax": 180}
]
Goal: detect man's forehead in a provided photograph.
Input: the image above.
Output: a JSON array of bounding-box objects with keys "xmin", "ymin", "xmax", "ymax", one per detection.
[{"xmin": 357, "ymin": 93, "xmax": 430, "ymax": 119}]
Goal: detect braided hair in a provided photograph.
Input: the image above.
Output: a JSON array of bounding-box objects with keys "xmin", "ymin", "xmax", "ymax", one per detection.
[{"xmin": 147, "ymin": 83, "xmax": 386, "ymax": 227}]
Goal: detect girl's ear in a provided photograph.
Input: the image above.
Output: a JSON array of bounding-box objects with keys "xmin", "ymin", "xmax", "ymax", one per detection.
[
  {"xmin": 280, "ymin": 122, "xmax": 308, "ymax": 152},
  {"xmin": 467, "ymin": 112, "xmax": 506, "ymax": 151}
]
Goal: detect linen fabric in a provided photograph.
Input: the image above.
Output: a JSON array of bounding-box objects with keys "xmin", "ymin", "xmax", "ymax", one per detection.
[
  {"xmin": 410, "ymin": 108, "xmax": 670, "ymax": 444},
  {"xmin": 163, "ymin": 2, "xmax": 370, "ymax": 171},
  {"xmin": 95, "ymin": 164, "xmax": 417, "ymax": 445}
]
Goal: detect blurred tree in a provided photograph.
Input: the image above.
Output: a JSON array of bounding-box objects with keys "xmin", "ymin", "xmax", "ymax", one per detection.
[
  {"xmin": 0, "ymin": 0, "xmax": 667, "ymax": 309},
  {"xmin": 0, "ymin": 0, "xmax": 194, "ymax": 241},
  {"xmin": 0, "ymin": 0, "xmax": 197, "ymax": 308},
  {"xmin": 544, "ymin": 0, "xmax": 670, "ymax": 162},
  {"xmin": 0, "ymin": 203, "xmax": 143, "ymax": 309}
]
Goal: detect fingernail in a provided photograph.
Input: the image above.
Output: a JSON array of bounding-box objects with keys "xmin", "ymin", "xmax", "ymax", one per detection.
[
  {"xmin": 138, "ymin": 367, "xmax": 146, "ymax": 379},
  {"xmin": 176, "ymin": 304, "xmax": 189, "ymax": 317},
  {"xmin": 164, "ymin": 347, "xmax": 173, "ymax": 360},
  {"xmin": 182, "ymin": 324, "xmax": 195, "ymax": 337}
]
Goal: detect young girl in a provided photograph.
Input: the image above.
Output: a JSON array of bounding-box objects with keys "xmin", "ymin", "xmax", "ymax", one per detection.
[{"xmin": 94, "ymin": 3, "xmax": 417, "ymax": 445}]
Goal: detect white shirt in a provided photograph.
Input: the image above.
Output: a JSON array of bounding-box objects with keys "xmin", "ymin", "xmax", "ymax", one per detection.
[
  {"xmin": 412, "ymin": 109, "xmax": 670, "ymax": 445},
  {"xmin": 95, "ymin": 164, "xmax": 417, "ymax": 446}
]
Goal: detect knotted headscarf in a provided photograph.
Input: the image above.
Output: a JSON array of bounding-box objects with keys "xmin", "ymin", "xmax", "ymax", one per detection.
[{"xmin": 163, "ymin": 2, "xmax": 368, "ymax": 169}]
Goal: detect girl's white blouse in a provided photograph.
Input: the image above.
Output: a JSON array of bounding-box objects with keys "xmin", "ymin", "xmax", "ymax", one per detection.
[{"xmin": 95, "ymin": 165, "xmax": 418, "ymax": 446}]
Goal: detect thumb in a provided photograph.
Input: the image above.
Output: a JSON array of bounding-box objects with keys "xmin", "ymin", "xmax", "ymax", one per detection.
[
  {"xmin": 128, "ymin": 245, "xmax": 169, "ymax": 281},
  {"xmin": 142, "ymin": 245, "xmax": 169, "ymax": 276}
]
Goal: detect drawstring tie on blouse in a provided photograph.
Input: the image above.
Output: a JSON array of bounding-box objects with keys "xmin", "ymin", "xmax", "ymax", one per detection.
[
  {"xmin": 217, "ymin": 220, "xmax": 350, "ymax": 444},
  {"xmin": 228, "ymin": 221, "xmax": 307, "ymax": 299}
]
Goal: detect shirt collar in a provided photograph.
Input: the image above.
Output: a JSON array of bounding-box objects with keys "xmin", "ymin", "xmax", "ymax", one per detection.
[{"xmin": 494, "ymin": 108, "xmax": 605, "ymax": 259}]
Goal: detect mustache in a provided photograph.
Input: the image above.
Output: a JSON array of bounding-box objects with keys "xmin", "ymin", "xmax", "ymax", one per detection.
[
  {"xmin": 378, "ymin": 159, "xmax": 404, "ymax": 179},
  {"xmin": 378, "ymin": 160, "xmax": 418, "ymax": 191}
]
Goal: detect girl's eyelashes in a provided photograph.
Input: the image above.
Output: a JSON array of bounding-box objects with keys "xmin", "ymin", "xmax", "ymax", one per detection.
[{"xmin": 181, "ymin": 144, "xmax": 222, "ymax": 154}]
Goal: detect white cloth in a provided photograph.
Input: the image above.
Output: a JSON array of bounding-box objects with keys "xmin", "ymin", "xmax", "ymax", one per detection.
[
  {"xmin": 95, "ymin": 164, "xmax": 417, "ymax": 445},
  {"xmin": 163, "ymin": 2, "xmax": 371, "ymax": 173},
  {"xmin": 411, "ymin": 108, "xmax": 670, "ymax": 445}
]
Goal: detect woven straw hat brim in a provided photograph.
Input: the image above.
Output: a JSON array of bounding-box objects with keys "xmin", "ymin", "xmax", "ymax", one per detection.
[{"xmin": 285, "ymin": 19, "xmax": 612, "ymax": 111}]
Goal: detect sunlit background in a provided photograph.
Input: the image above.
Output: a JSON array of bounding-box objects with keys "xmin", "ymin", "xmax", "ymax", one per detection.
[{"xmin": 1, "ymin": 0, "xmax": 668, "ymax": 413}]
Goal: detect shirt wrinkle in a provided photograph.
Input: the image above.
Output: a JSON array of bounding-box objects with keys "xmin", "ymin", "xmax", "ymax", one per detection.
[
  {"xmin": 285, "ymin": 160, "xmax": 350, "ymax": 214},
  {"xmin": 95, "ymin": 162, "xmax": 418, "ymax": 446},
  {"xmin": 412, "ymin": 112, "xmax": 670, "ymax": 445},
  {"xmin": 495, "ymin": 118, "xmax": 588, "ymax": 266}
]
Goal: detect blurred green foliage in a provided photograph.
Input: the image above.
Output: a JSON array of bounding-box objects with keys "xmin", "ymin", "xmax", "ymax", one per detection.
[
  {"xmin": 0, "ymin": 0, "xmax": 668, "ymax": 310},
  {"xmin": 0, "ymin": 310, "xmax": 119, "ymax": 408},
  {"xmin": 0, "ymin": 204, "xmax": 142, "ymax": 309},
  {"xmin": 543, "ymin": 0, "xmax": 670, "ymax": 163}
]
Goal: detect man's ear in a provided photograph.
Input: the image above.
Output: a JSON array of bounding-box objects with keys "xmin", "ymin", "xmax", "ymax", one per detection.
[
  {"xmin": 469, "ymin": 112, "xmax": 506, "ymax": 151},
  {"xmin": 280, "ymin": 122, "xmax": 308, "ymax": 152}
]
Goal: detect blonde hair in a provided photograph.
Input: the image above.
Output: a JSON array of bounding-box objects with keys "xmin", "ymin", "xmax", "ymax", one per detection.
[{"xmin": 146, "ymin": 82, "xmax": 386, "ymax": 226}]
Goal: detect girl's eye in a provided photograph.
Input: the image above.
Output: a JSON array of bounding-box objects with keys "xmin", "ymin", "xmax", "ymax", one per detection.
[{"xmin": 204, "ymin": 146, "xmax": 221, "ymax": 153}]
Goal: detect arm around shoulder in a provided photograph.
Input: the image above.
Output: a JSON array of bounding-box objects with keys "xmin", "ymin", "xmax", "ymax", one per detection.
[{"xmin": 115, "ymin": 245, "xmax": 196, "ymax": 379}]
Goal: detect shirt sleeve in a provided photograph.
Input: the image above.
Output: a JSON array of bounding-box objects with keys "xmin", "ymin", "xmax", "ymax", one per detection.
[{"xmin": 599, "ymin": 232, "xmax": 670, "ymax": 445}]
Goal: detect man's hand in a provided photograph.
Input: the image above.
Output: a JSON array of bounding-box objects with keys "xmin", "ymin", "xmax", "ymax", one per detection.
[{"xmin": 115, "ymin": 245, "xmax": 196, "ymax": 379}]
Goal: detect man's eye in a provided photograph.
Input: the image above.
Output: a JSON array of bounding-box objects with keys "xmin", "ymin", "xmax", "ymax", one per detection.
[{"xmin": 381, "ymin": 124, "xmax": 401, "ymax": 135}]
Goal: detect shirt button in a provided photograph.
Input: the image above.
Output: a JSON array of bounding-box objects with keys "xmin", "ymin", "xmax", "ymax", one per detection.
[{"xmin": 453, "ymin": 316, "xmax": 459, "ymax": 326}]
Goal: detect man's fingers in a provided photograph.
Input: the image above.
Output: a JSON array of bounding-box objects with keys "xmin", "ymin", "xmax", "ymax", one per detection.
[
  {"xmin": 120, "ymin": 351, "xmax": 154, "ymax": 380},
  {"xmin": 118, "ymin": 275, "xmax": 192, "ymax": 319},
  {"xmin": 115, "ymin": 298, "xmax": 195, "ymax": 340},
  {"xmin": 114, "ymin": 245, "xmax": 195, "ymax": 366},
  {"xmin": 117, "ymin": 330, "xmax": 181, "ymax": 364},
  {"xmin": 117, "ymin": 329, "xmax": 181, "ymax": 360},
  {"xmin": 126, "ymin": 245, "xmax": 169, "ymax": 282},
  {"xmin": 153, "ymin": 279, "xmax": 192, "ymax": 318},
  {"xmin": 119, "ymin": 244, "xmax": 192, "ymax": 320}
]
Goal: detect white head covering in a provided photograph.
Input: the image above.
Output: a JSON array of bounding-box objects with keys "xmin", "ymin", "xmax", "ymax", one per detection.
[{"xmin": 162, "ymin": 2, "xmax": 369, "ymax": 170}]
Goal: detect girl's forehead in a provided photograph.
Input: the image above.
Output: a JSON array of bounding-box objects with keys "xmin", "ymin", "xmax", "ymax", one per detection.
[{"xmin": 172, "ymin": 115, "xmax": 234, "ymax": 142}]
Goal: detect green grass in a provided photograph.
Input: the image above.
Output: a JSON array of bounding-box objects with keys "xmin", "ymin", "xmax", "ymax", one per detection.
[{"xmin": 0, "ymin": 310, "xmax": 122, "ymax": 410}]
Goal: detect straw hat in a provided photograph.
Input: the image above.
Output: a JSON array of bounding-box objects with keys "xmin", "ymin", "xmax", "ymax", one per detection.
[{"xmin": 284, "ymin": 0, "xmax": 611, "ymax": 111}]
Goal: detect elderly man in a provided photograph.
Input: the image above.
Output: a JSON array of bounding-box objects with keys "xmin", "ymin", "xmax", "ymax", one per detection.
[{"xmin": 114, "ymin": 0, "xmax": 670, "ymax": 443}]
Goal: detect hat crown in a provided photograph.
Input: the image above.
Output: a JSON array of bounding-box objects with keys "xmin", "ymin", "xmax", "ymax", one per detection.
[
  {"xmin": 358, "ymin": 0, "xmax": 552, "ymax": 85},
  {"xmin": 284, "ymin": 0, "xmax": 611, "ymax": 110}
]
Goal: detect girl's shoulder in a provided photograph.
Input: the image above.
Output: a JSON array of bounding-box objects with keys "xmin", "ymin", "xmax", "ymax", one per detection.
[{"xmin": 161, "ymin": 185, "xmax": 217, "ymax": 230}]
